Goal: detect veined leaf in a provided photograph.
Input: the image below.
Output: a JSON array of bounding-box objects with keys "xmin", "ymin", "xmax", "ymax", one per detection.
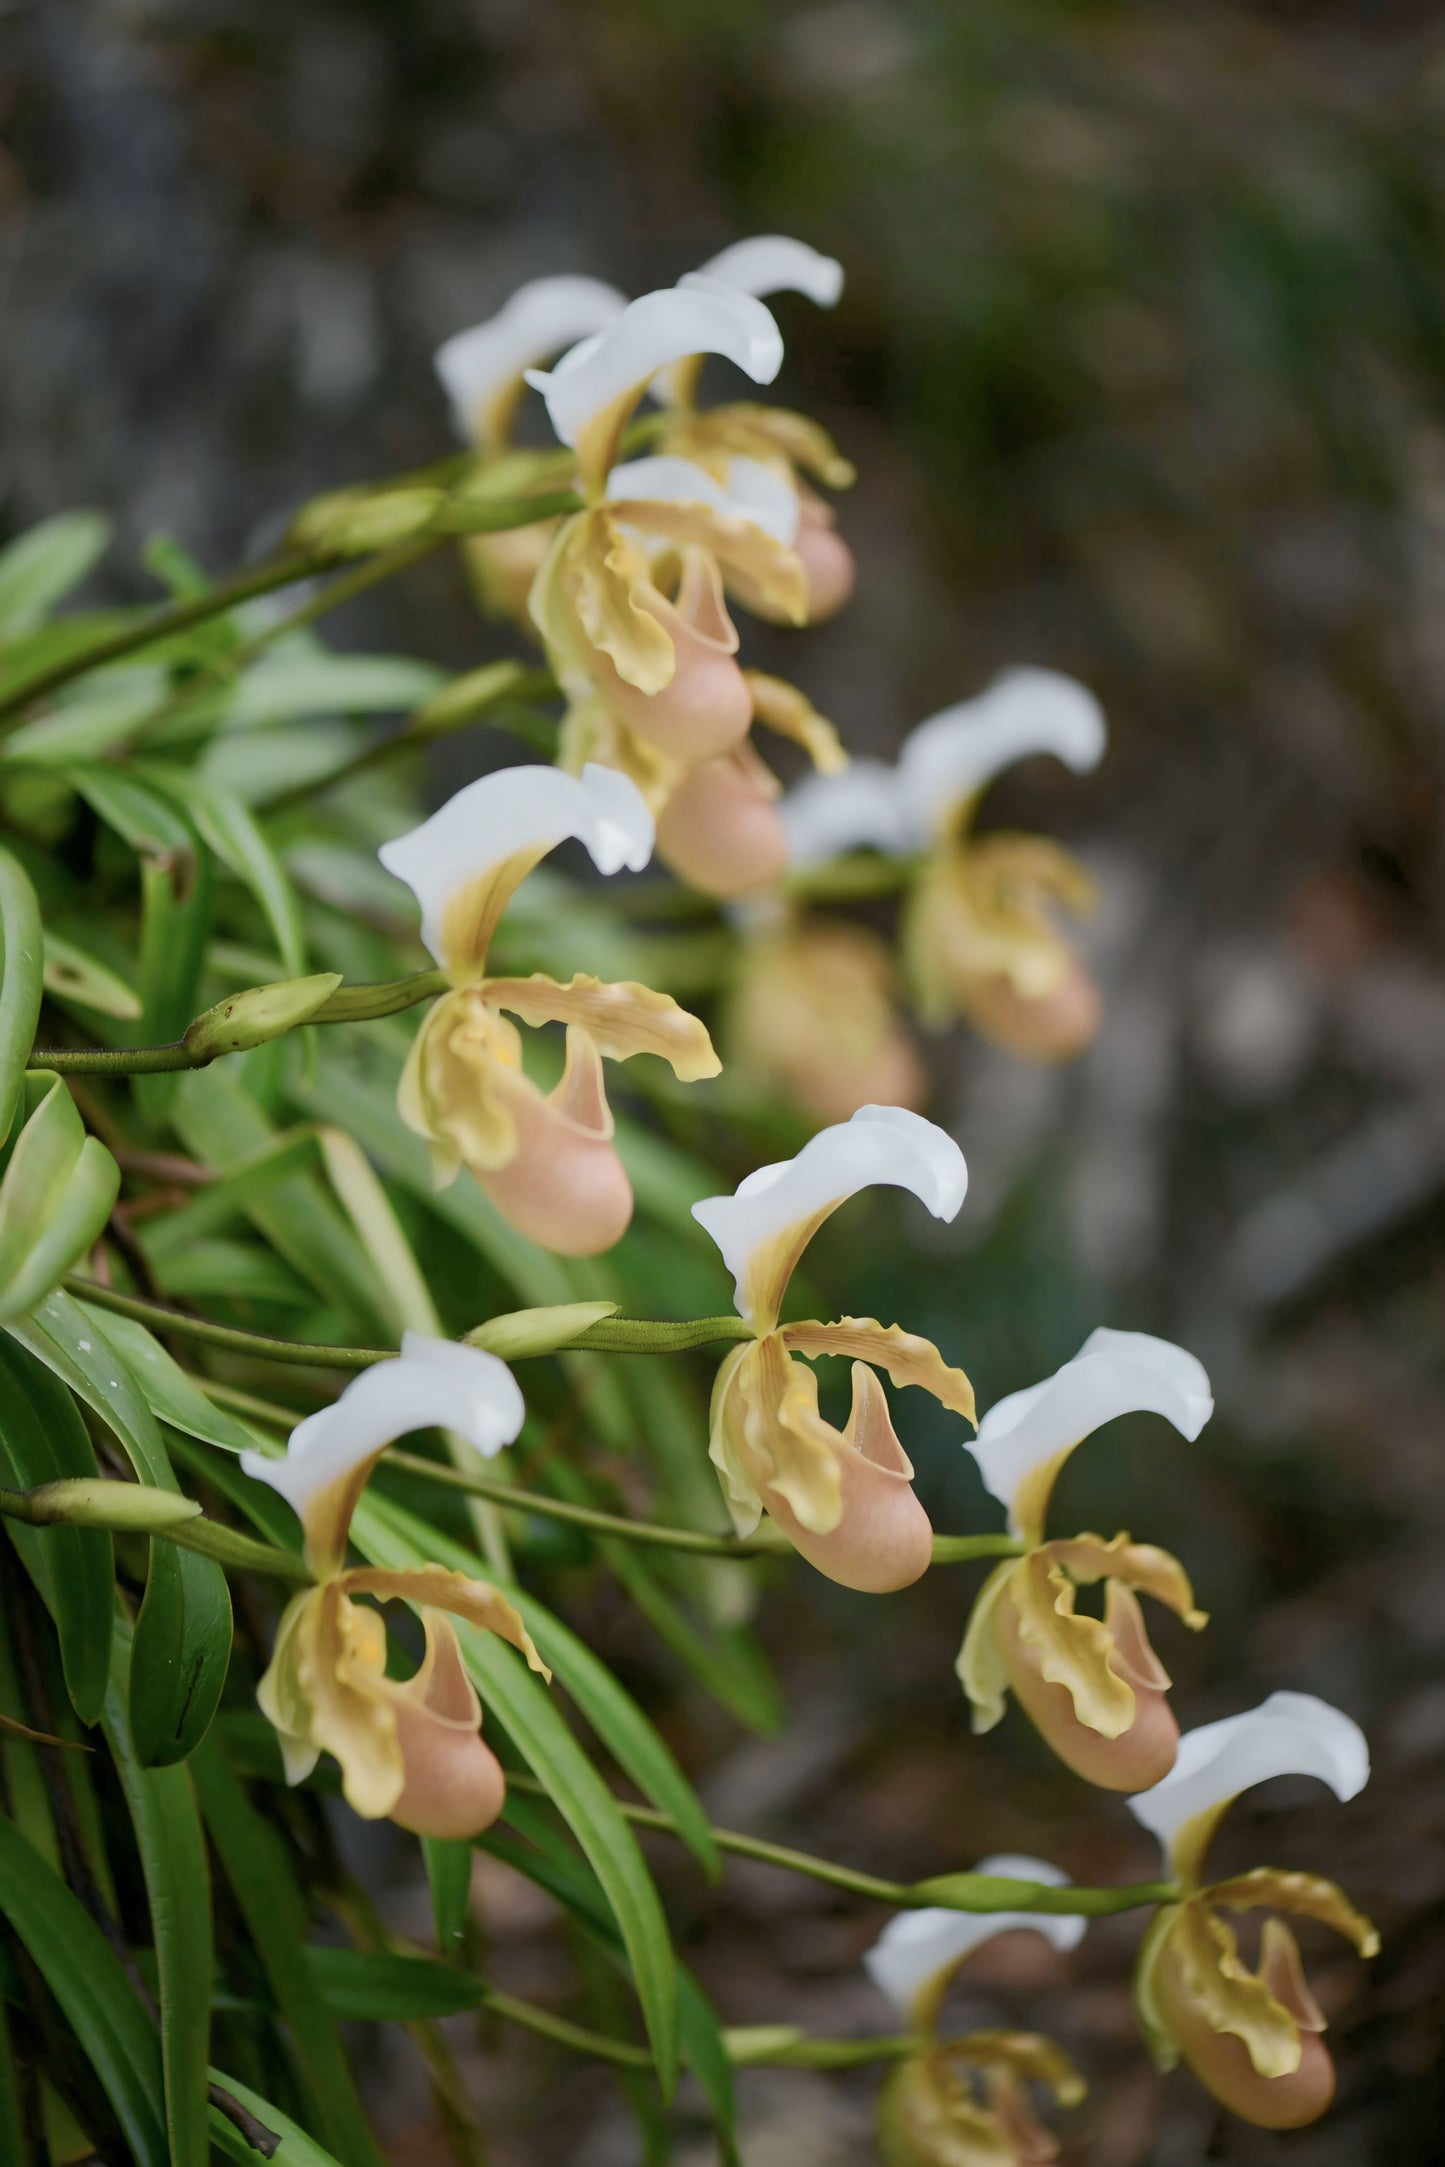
[
  {"xmin": 0, "ymin": 1813, "xmax": 168, "ymax": 2167},
  {"xmin": 0, "ymin": 1331, "xmax": 112, "ymax": 1724},
  {"xmin": 0, "ymin": 511, "xmax": 111, "ymax": 634},
  {"xmin": 103, "ymin": 1611, "xmax": 213, "ymax": 2167},
  {"xmin": 352, "ymin": 1493, "xmax": 680, "ymax": 2097},
  {"xmin": 190, "ymin": 1735, "xmax": 385, "ymax": 2167},
  {"xmin": 0, "ymin": 1074, "xmax": 121, "ymax": 1321},
  {"xmin": 0, "ymin": 851, "xmax": 43, "ymax": 1149},
  {"xmin": 11, "ymin": 1290, "xmax": 231, "ymax": 1764}
]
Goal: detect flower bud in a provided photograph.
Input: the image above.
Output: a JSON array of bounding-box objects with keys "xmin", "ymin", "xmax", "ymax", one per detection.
[
  {"xmin": 26, "ymin": 1479, "xmax": 202, "ymax": 1533},
  {"xmin": 183, "ymin": 973, "xmax": 342, "ymax": 1063},
  {"xmin": 467, "ymin": 1300, "xmax": 619, "ymax": 1361}
]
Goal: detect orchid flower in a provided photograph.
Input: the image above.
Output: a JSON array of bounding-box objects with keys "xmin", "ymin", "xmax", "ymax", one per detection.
[
  {"xmin": 866, "ymin": 1857, "xmax": 1087, "ymax": 2165},
  {"xmin": 1129, "ymin": 1694, "xmax": 1377, "ymax": 2129},
  {"xmin": 378, "ymin": 763, "xmax": 719, "ymax": 1255},
  {"xmin": 691, "ymin": 1105, "xmax": 973, "ymax": 1590},
  {"xmin": 658, "ymin": 237, "xmax": 857, "ymax": 623},
  {"xmin": 723, "ymin": 914, "xmax": 927, "ymax": 1123},
  {"xmin": 524, "ymin": 286, "xmax": 812, "ymax": 772},
  {"xmin": 240, "ymin": 1336, "xmax": 549, "ymax": 1840},
  {"xmin": 783, "ymin": 671, "xmax": 1108, "ymax": 1061},
  {"xmin": 957, "ymin": 1330, "xmax": 1213, "ymax": 1790},
  {"xmin": 433, "ymin": 276, "xmax": 628, "ymax": 623}
]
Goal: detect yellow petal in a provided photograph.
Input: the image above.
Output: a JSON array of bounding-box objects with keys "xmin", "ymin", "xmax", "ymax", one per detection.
[
  {"xmin": 611, "ymin": 498, "xmax": 808, "ymax": 626},
  {"xmin": 483, "ymin": 971, "xmax": 721, "ymax": 1080},
  {"xmin": 710, "ymin": 1333, "xmax": 843, "ymax": 1537},
  {"xmin": 903, "ymin": 837, "xmax": 1098, "ymax": 1033},
  {"xmin": 877, "ymin": 2030, "xmax": 1080, "ymax": 2167},
  {"xmin": 1160, "ymin": 1901, "xmax": 1306, "ymax": 2081},
  {"xmin": 1044, "ymin": 1531, "xmax": 1207, "ymax": 1630},
  {"xmin": 707, "ymin": 1337, "xmax": 766, "ymax": 1537},
  {"xmin": 339, "ymin": 1563, "xmax": 551, "ymax": 1679},
  {"xmin": 296, "ymin": 1584, "xmax": 407, "ymax": 1821},
  {"xmin": 255, "ymin": 1588, "xmax": 325, "ymax": 1785},
  {"xmin": 398, "ymin": 992, "xmax": 524, "ymax": 1182},
  {"xmin": 530, "ymin": 507, "xmax": 677, "ymax": 696},
  {"xmin": 955, "ymin": 1559, "xmax": 1020, "ymax": 1735},
  {"xmin": 668, "ymin": 405, "xmax": 856, "ymax": 490},
  {"xmin": 724, "ymin": 920, "xmax": 925, "ymax": 1125},
  {"xmin": 1005, "ymin": 1546, "xmax": 1141, "ymax": 1741},
  {"xmin": 783, "ymin": 1316, "xmax": 974, "ymax": 1423},
  {"xmin": 557, "ymin": 692, "xmax": 679, "ymax": 812},
  {"xmin": 745, "ymin": 670, "xmax": 848, "ymax": 774},
  {"xmin": 1201, "ymin": 1867, "xmax": 1379, "ymax": 1960}
]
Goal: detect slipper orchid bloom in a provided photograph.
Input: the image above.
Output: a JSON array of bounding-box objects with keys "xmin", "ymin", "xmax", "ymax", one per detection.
[
  {"xmin": 525, "ymin": 285, "xmax": 810, "ymax": 762},
  {"xmin": 659, "ymin": 237, "xmax": 857, "ymax": 622},
  {"xmin": 379, "ymin": 763, "xmax": 719, "ymax": 1255},
  {"xmin": 241, "ymin": 1336, "xmax": 549, "ymax": 1840},
  {"xmin": 957, "ymin": 1330, "xmax": 1213, "ymax": 1790},
  {"xmin": 724, "ymin": 914, "xmax": 927, "ymax": 1122},
  {"xmin": 866, "ymin": 1858, "xmax": 1087, "ymax": 2165},
  {"xmin": 435, "ymin": 276, "xmax": 628, "ymax": 621},
  {"xmin": 692, "ymin": 1105, "xmax": 973, "ymax": 1590},
  {"xmin": 1130, "ymin": 1694, "xmax": 1377, "ymax": 2128},
  {"xmin": 782, "ymin": 671, "xmax": 1107, "ymax": 1060}
]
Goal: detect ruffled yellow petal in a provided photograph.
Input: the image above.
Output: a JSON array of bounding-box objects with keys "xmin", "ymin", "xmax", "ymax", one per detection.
[
  {"xmin": 255, "ymin": 1588, "xmax": 324, "ymax": 1785},
  {"xmin": 667, "ymin": 404, "xmax": 856, "ymax": 490},
  {"xmin": 483, "ymin": 971, "xmax": 721, "ymax": 1080},
  {"xmin": 530, "ymin": 507, "xmax": 677, "ymax": 696},
  {"xmin": 607, "ymin": 498, "xmax": 808, "ymax": 627},
  {"xmin": 725, "ymin": 920, "xmax": 924, "ymax": 1125},
  {"xmin": 879, "ymin": 2031, "xmax": 1082, "ymax": 2167},
  {"xmin": 338, "ymin": 1563, "xmax": 551, "ymax": 1680},
  {"xmin": 1003, "ymin": 1533, "xmax": 1204, "ymax": 1744},
  {"xmin": 745, "ymin": 670, "xmax": 848, "ymax": 774},
  {"xmin": 707, "ymin": 1338, "xmax": 766, "ymax": 1537},
  {"xmin": 782, "ymin": 1315, "xmax": 975, "ymax": 1423},
  {"xmin": 1044, "ymin": 1531, "xmax": 1207, "ymax": 1630},
  {"xmin": 1160, "ymin": 1901, "xmax": 1308, "ymax": 2081},
  {"xmin": 288, "ymin": 1584, "xmax": 406, "ymax": 1821},
  {"xmin": 557, "ymin": 693, "xmax": 679, "ymax": 814},
  {"xmin": 1201, "ymin": 1868, "xmax": 1379, "ymax": 1961}
]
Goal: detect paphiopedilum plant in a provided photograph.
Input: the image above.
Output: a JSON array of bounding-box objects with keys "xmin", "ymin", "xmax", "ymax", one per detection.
[
  {"xmin": 866, "ymin": 1857, "xmax": 1087, "ymax": 2165},
  {"xmin": 1129, "ymin": 1693, "xmax": 1377, "ymax": 2128},
  {"xmin": 240, "ymin": 1336, "xmax": 549, "ymax": 1840},
  {"xmin": 692, "ymin": 1104, "xmax": 974, "ymax": 1589},
  {"xmin": 782, "ymin": 669, "xmax": 1107, "ymax": 1060},
  {"xmin": 379, "ymin": 761, "xmax": 719, "ymax": 1253},
  {"xmin": 957, "ymin": 1330, "xmax": 1213, "ymax": 1789}
]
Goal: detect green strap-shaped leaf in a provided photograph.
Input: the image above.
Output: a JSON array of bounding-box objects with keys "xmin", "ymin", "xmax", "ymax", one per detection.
[
  {"xmin": 0, "ymin": 1332, "xmax": 112, "ymax": 1723},
  {"xmin": 208, "ymin": 2068, "xmax": 352, "ymax": 2167},
  {"xmin": 0, "ymin": 511, "xmax": 111, "ymax": 634},
  {"xmin": 102, "ymin": 1612, "xmax": 214, "ymax": 2167},
  {"xmin": 78, "ymin": 1302, "xmax": 255, "ymax": 1453},
  {"xmin": 423, "ymin": 1838, "xmax": 473, "ymax": 1956},
  {"xmin": 0, "ymin": 849, "xmax": 43, "ymax": 1148},
  {"xmin": 42, "ymin": 927, "xmax": 142, "ymax": 1020},
  {"xmin": 0, "ymin": 1075, "xmax": 121, "ymax": 1322},
  {"xmin": 190, "ymin": 1736, "xmax": 385, "ymax": 2167},
  {"xmin": 10, "ymin": 1290, "xmax": 231, "ymax": 1763},
  {"xmin": 0, "ymin": 1813, "xmax": 168, "ymax": 2167},
  {"xmin": 352, "ymin": 1493, "xmax": 680, "ymax": 2097}
]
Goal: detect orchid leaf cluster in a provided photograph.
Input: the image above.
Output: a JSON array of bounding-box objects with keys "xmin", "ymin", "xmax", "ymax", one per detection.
[{"xmin": 0, "ymin": 230, "xmax": 1377, "ymax": 2167}]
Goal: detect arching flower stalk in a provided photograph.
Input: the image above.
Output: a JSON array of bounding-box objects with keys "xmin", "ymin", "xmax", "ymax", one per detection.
[
  {"xmin": 866, "ymin": 1858, "xmax": 1087, "ymax": 2165},
  {"xmin": 240, "ymin": 1337, "xmax": 549, "ymax": 1840},
  {"xmin": 957, "ymin": 1331, "xmax": 1213, "ymax": 1790},
  {"xmin": 692, "ymin": 1105, "xmax": 973, "ymax": 1590},
  {"xmin": 782, "ymin": 670, "xmax": 1107, "ymax": 1060},
  {"xmin": 656, "ymin": 236, "xmax": 858, "ymax": 623},
  {"xmin": 379, "ymin": 763, "xmax": 719, "ymax": 1254},
  {"xmin": 434, "ymin": 275, "xmax": 627, "ymax": 620},
  {"xmin": 1128, "ymin": 1695, "xmax": 1376, "ymax": 2129}
]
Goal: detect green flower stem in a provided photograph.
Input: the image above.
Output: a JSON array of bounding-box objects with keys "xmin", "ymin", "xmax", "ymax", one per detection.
[
  {"xmin": 384, "ymin": 1448, "xmax": 794, "ymax": 1557},
  {"xmin": 64, "ymin": 1277, "xmax": 389, "ymax": 1368},
  {"xmin": 0, "ymin": 489, "xmax": 580, "ymax": 723},
  {"xmin": 481, "ymin": 1989, "xmax": 652, "ymax": 2068},
  {"xmin": 0, "ymin": 1480, "xmax": 313, "ymax": 1585},
  {"xmin": 31, "ymin": 968, "xmax": 451, "ymax": 1073},
  {"xmin": 725, "ymin": 2029, "xmax": 923, "ymax": 2069},
  {"xmin": 505, "ymin": 1771, "xmax": 1175, "ymax": 1917}
]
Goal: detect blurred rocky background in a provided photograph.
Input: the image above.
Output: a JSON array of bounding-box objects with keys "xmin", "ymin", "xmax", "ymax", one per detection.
[{"xmin": 4, "ymin": 1, "xmax": 1444, "ymax": 2160}]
